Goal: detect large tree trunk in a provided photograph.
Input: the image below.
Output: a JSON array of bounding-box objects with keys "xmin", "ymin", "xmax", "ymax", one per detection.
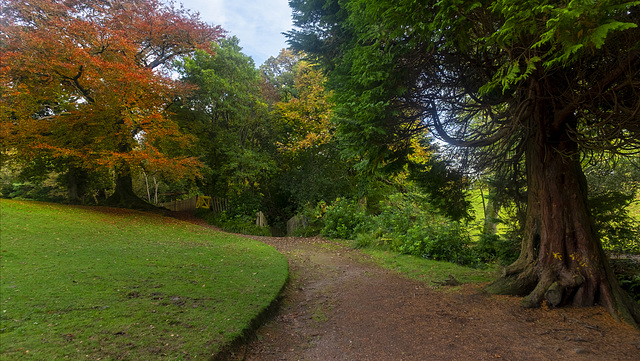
[
  {"xmin": 106, "ymin": 163, "xmax": 157, "ymax": 210},
  {"xmin": 105, "ymin": 128, "xmax": 158, "ymax": 210},
  {"xmin": 65, "ymin": 166, "xmax": 88, "ymax": 204},
  {"xmin": 486, "ymin": 96, "xmax": 640, "ymax": 328}
]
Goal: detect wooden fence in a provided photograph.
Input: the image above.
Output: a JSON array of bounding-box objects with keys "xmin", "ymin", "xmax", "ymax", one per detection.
[
  {"xmin": 210, "ymin": 197, "xmax": 229, "ymax": 213},
  {"xmin": 159, "ymin": 196, "xmax": 228, "ymax": 213}
]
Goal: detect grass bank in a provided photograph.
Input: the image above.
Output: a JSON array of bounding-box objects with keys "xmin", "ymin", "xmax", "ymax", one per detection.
[
  {"xmin": 0, "ymin": 200, "xmax": 288, "ymax": 360},
  {"xmin": 360, "ymin": 249, "xmax": 500, "ymax": 287}
]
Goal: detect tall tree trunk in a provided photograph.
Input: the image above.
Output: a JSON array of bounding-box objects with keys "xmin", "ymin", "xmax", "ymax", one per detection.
[
  {"xmin": 106, "ymin": 163, "xmax": 155, "ymax": 210},
  {"xmin": 153, "ymin": 176, "xmax": 159, "ymax": 204},
  {"xmin": 482, "ymin": 186, "xmax": 499, "ymax": 235},
  {"xmin": 105, "ymin": 129, "xmax": 156, "ymax": 210},
  {"xmin": 143, "ymin": 170, "xmax": 152, "ymax": 203},
  {"xmin": 65, "ymin": 166, "xmax": 87, "ymax": 204},
  {"xmin": 486, "ymin": 96, "xmax": 640, "ymax": 328}
]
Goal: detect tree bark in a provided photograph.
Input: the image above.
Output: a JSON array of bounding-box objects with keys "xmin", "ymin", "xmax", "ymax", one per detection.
[
  {"xmin": 486, "ymin": 91, "xmax": 640, "ymax": 328},
  {"xmin": 65, "ymin": 166, "xmax": 87, "ymax": 204},
  {"xmin": 106, "ymin": 163, "xmax": 156, "ymax": 210},
  {"xmin": 143, "ymin": 170, "xmax": 152, "ymax": 203},
  {"xmin": 153, "ymin": 176, "xmax": 159, "ymax": 204},
  {"xmin": 482, "ymin": 186, "xmax": 499, "ymax": 235}
]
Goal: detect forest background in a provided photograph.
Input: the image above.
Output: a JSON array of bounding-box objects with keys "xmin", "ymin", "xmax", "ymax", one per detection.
[{"xmin": 1, "ymin": 0, "xmax": 639, "ymax": 326}]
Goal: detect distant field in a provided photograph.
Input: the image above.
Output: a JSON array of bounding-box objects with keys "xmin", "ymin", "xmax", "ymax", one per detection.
[
  {"xmin": 0, "ymin": 200, "xmax": 288, "ymax": 360},
  {"xmin": 467, "ymin": 188, "xmax": 486, "ymax": 238},
  {"xmin": 467, "ymin": 187, "xmax": 507, "ymax": 239}
]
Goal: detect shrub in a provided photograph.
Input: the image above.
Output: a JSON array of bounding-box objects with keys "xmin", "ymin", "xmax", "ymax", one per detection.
[
  {"xmin": 321, "ymin": 198, "xmax": 370, "ymax": 240},
  {"xmin": 316, "ymin": 192, "xmax": 484, "ymax": 267},
  {"xmin": 591, "ymin": 192, "xmax": 640, "ymax": 254},
  {"xmin": 374, "ymin": 193, "xmax": 422, "ymax": 235},
  {"xmin": 393, "ymin": 222, "xmax": 477, "ymax": 266},
  {"xmin": 473, "ymin": 233, "xmax": 520, "ymax": 265},
  {"xmin": 618, "ymin": 274, "xmax": 640, "ymax": 303},
  {"xmin": 352, "ymin": 228, "xmax": 388, "ymax": 249},
  {"xmin": 351, "ymin": 192, "xmax": 480, "ymax": 267},
  {"xmin": 288, "ymin": 201, "xmax": 326, "ymax": 237},
  {"xmin": 194, "ymin": 209, "xmax": 271, "ymax": 236},
  {"xmin": 1, "ymin": 181, "xmax": 66, "ymax": 202},
  {"xmin": 610, "ymin": 258, "xmax": 640, "ymax": 303}
]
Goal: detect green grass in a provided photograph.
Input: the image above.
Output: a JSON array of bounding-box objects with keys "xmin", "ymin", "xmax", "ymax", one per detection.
[
  {"xmin": 361, "ymin": 249, "xmax": 500, "ymax": 287},
  {"xmin": 467, "ymin": 187, "xmax": 487, "ymax": 239},
  {"xmin": 0, "ymin": 200, "xmax": 288, "ymax": 360}
]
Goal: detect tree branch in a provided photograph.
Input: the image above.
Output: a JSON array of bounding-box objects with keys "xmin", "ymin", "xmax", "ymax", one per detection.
[
  {"xmin": 428, "ymin": 102, "xmax": 513, "ymax": 147},
  {"xmin": 58, "ymin": 65, "xmax": 95, "ymax": 104},
  {"xmin": 556, "ymin": 49, "xmax": 640, "ymax": 126}
]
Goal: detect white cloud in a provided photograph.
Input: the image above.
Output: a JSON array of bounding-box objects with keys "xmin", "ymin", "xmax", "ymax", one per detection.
[{"xmin": 175, "ymin": 0, "xmax": 293, "ymax": 66}]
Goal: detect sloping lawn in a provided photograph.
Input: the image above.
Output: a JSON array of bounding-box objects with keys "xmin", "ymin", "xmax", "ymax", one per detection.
[{"xmin": 0, "ymin": 200, "xmax": 288, "ymax": 360}]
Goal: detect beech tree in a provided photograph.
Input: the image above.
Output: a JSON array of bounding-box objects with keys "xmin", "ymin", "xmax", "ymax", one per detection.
[
  {"xmin": 287, "ymin": 0, "xmax": 640, "ymax": 326},
  {"xmin": 1, "ymin": 0, "xmax": 223, "ymax": 207}
]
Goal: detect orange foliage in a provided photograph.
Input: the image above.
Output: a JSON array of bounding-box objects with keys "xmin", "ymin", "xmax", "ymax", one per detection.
[{"xmin": 1, "ymin": 0, "xmax": 224, "ymax": 180}]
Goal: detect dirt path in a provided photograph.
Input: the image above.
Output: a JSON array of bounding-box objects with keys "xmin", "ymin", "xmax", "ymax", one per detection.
[
  {"xmin": 229, "ymin": 236, "xmax": 639, "ymax": 361},
  {"xmin": 169, "ymin": 214, "xmax": 640, "ymax": 360}
]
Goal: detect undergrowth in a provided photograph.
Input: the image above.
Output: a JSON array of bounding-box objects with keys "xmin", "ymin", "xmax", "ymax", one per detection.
[
  {"xmin": 194, "ymin": 209, "xmax": 271, "ymax": 236},
  {"xmin": 319, "ymin": 194, "xmax": 518, "ymax": 268}
]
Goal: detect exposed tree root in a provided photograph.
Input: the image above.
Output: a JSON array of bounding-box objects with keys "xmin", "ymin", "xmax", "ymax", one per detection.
[
  {"xmin": 485, "ymin": 268, "xmax": 537, "ymax": 297},
  {"xmin": 486, "ymin": 262, "xmax": 640, "ymax": 330}
]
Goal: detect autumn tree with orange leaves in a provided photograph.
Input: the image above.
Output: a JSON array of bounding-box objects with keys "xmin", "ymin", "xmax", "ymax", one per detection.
[{"xmin": 0, "ymin": 0, "xmax": 224, "ymax": 207}]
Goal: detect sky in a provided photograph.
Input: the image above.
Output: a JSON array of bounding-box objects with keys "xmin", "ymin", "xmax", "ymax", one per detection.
[{"xmin": 175, "ymin": 0, "xmax": 294, "ymax": 67}]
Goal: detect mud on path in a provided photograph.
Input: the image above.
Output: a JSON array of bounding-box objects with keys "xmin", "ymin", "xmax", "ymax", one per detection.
[{"xmin": 169, "ymin": 213, "xmax": 640, "ymax": 360}]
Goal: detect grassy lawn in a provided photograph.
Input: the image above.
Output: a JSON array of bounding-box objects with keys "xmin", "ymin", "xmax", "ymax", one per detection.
[
  {"xmin": 0, "ymin": 200, "xmax": 288, "ymax": 360},
  {"xmin": 361, "ymin": 249, "xmax": 500, "ymax": 286}
]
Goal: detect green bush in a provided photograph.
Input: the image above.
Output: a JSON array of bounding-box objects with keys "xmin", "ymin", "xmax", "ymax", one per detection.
[
  {"xmin": 351, "ymin": 192, "xmax": 480, "ymax": 267},
  {"xmin": 394, "ymin": 222, "xmax": 477, "ymax": 266},
  {"xmin": 352, "ymin": 228, "xmax": 389, "ymax": 249},
  {"xmin": 316, "ymin": 192, "xmax": 492, "ymax": 267},
  {"xmin": 618, "ymin": 275, "xmax": 640, "ymax": 303},
  {"xmin": 194, "ymin": 209, "xmax": 272, "ymax": 236},
  {"xmin": 288, "ymin": 201, "xmax": 327, "ymax": 237},
  {"xmin": 610, "ymin": 258, "xmax": 640, "ymax": 303},
  {"xmin": 591, "ymin": 193, "xmax": 640, "ymax": 254},
  {"xmin": 375, "ymin": 193, "xmax": 423, "ymax": 235},
  {"xmin": 1, "ymin": 181, "xmax": 66, "ymax": 202},
  {"xmin": 473, "ymin": 233, "xmax": 521, "ymax": 265},
  {"xmin": 321, "ymin": 198, "xmax": 370, "ymax": 239}
]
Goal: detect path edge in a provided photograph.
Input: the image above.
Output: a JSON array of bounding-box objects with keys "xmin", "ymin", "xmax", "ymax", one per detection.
[{"xmin": 210, "ymin": 261, "xmax": 290, "ymax": 361}]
